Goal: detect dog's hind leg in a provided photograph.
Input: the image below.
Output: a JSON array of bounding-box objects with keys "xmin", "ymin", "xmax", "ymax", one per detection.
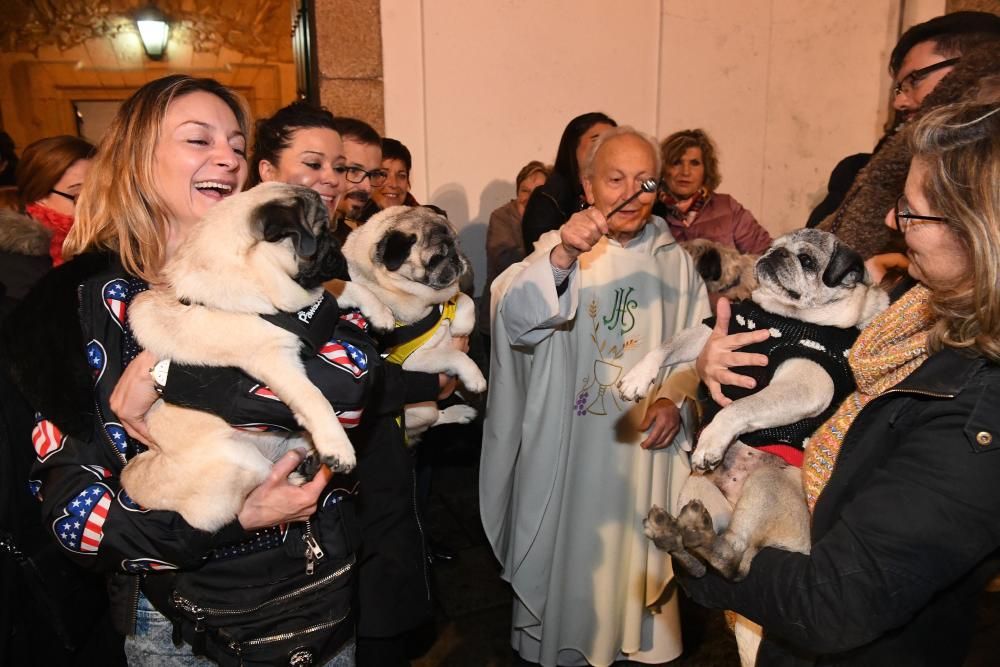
[
  {"xmin": 643, "ymin": 505, "xmax": 706, "ymax": 577},
  {"xmin": 123, "ymin": 404, "xmax": 275, "ymax": 531},
  {"xmin": 618, "ymin": 324, "xmax": 712, "ymax": 401}
]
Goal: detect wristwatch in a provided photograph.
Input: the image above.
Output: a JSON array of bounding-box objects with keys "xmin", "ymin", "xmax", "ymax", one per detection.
[{"xmin": 150, "ymin": 358, "xmax": 171, "ymax": 395}]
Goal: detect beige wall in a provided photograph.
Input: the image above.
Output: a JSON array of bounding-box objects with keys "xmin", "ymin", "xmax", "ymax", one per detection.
[{"xmin": 381, "ymin": 0, "xmax": 911, "ymax": 295}]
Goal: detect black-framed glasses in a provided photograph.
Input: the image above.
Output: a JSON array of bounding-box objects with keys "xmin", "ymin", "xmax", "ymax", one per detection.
[
  {"xmin": 50, "ymin": 188, "xmax": 78, "ymax": 203},
  {"xmin": 893, "ymin": 57, "xmax": 961, "ymax": 97},
  {"xmin": 333, "ymin": 165, "xmax": 388, "ymax": 187},
  {"xmin": 892, "ymin": 194, "xmax": 948, "ymax": 232}
]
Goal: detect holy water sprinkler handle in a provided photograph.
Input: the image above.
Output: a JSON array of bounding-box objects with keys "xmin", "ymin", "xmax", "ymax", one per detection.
[{"xmin": 605, "ymin": 179, "xmax": 659, "ymax": 219}]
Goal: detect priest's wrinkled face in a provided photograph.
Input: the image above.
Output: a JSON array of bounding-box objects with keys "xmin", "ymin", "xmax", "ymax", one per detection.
[{"xmin": 583, "ymin": 132, "xmax": 658, "ymax": 244}]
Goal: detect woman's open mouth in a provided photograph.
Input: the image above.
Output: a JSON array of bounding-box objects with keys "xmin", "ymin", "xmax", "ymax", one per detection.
[{"xmin": 194, "ymin": 180, "xmax": 235, "ymax": 200}]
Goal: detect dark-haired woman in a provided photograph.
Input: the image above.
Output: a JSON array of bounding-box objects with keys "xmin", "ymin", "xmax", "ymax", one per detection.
[
  {"xmin": 520, "ymin": 112, "xmax": 616, "ymax": 250},
  {"xmin": 251, "ymin": 103, "xmax": 438, "ymax": 666},
  {"xmin": 249, "ymin": 101, "xmax": 345, "ymax": 220}
]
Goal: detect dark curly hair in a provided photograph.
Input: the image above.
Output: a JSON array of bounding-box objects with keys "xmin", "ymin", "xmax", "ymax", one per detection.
[{"xmin": 248, "ymin": 102, "xmax": 337, "ymax": 187}]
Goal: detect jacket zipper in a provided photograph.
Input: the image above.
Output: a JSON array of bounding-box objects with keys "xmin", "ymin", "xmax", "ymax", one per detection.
[
  {"xmin": 303, "ymin": 519, "xmax": 325, "ymax": 575},
  {"xmin": 94, "ymin": 397, "xmax": 129, "ymax": 466},
  {"xmin": 838, "ymin": 387, "xmax": 955, "ymax": 456},
  {"xmin": 226, "ymin": 611, "xmax": 349, "ymax": 653},
  {"xmin": 411, "ymin": 458, "xmax": 430, "ymax": 600},
  {"xmin": 171, "ymin": 558, "xmax": 353, "ymax": 631}
]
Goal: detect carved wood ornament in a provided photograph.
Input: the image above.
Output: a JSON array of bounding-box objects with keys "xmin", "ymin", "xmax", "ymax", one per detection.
[{"xmin": 0, "ymin": 0, "xmax": 291, "ymax": 60}]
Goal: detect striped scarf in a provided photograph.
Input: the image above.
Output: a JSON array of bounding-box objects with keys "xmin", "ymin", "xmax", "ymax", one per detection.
[{"xmin": 802, "ymin": 284, "xmax": 934, "ymax": 512}]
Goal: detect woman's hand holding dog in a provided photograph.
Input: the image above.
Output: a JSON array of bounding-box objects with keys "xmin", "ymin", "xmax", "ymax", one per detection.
[
  {"xmin": 696, "ymin": 298, "xmax": 770, "ymax": 406},
  {"xmin": 110, "ymin": 350, "xmax": 159, "ymax": 446},
  {"xmin": 238, "ymin": 449, "xmax": 333, "ymax": 530},
  {"xmin": 550, "ymin": 208, "xmax": 609, "ymax": 269},
  {"xmin": 640, "ymin": 398, "xmax": 681, "ymax": 450}
]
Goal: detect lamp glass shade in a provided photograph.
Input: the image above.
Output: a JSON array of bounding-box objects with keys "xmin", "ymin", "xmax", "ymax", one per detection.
[{"xmin": 136, "ymin": 17, "xmax": 169, "ymax": 59}]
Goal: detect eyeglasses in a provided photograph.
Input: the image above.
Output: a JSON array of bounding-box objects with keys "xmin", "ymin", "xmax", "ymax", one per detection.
[
  {"xmin": 50, "ymin": 188, "xmax": 78, "ymax": 203},
  {"xmin": 333, "ymin": 165, "xmax": 388, "ymax": 187},
  {"xmin": 893, "ymin": 57, "xmax": 961, "ymax": 97},
  {"xmin": 892, "ymin": 194, "xmax": 948, "ymax": 232}
]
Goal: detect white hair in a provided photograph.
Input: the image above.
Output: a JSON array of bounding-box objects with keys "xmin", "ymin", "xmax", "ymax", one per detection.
[{"xmin": 582, "ymin": 125, "xmax": 661, "ymax": 179}]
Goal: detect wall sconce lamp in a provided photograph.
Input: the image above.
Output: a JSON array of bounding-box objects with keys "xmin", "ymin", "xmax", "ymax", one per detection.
[{"xmin": 135, "ymin": 5, "xmax": 170, "ymax": 60}]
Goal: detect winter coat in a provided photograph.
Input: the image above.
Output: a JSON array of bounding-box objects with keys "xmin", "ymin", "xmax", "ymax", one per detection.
[
  {"xmin": 819, "ymin": 43, "xmax": 1000, "ymax": 259},
  {"xmin": 0, "ymin": 208, "xmax": 52, "ymax": 319},
  {"xmin": 520, "ymin": 172, "xmax": 582, "ymax": 251},
  {"xmin": 660, "ymin": 192, "xmax": 772, "ymax": 255},
  {"xmin": 680, "ymin": 345, "xmax": 1000, "ymax": 666}
]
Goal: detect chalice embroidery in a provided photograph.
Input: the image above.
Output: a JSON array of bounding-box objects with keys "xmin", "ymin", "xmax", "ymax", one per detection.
[{"xmin": 574, "ymin": 293, "xmax": 640, "ymax": 416}]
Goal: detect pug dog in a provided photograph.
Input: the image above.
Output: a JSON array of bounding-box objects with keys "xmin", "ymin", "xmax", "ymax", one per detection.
[
  {"xmin": 682, "ymin": 238, "xmax": 758, "ymax": 302},
  {"xmin": 618, "ymin": 229, "xmax": 888, "ymax": 580},
  {"xmin": 340, "ymin": 205, "xmax": 487, "ymax": 439},
  {"xmin": 122, "ymin": 183, "xmax": 394, "ymax": 531}
]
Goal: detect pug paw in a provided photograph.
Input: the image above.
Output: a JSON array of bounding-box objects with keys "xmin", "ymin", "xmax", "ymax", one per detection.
[
  {"xmin": 618, "ymin": 362, "xmax": 657, "ymax": 401},
  {"xmin": 691, "ymin": 423, "xmax": 732, "ymax": 472},
  {"xmin": 320, "ymin": 452, "xmax": 356, "ymax": 473},
  {"xmin": 460, "ymin": 367, "xmax": 488, "ymax": 394},
  {"xmin": 677, "ymin": 499, "xmax": 716, "ymax": 548},
  {"xmin": 287, "ymin": 472, "xmax": 307, "ymax": 486},
  {"xmin": 438, "ymin": 404, "xmax": 477, "ymax": 425},
  {"xmin": 365, "ymin": 303, "xmax": 396, "ymax": 332},
  {"xmin": 643, "ymin": 505, "xmax": 684, "ymax": 553}
]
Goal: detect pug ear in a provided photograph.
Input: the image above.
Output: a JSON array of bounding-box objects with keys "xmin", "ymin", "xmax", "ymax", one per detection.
[
  {"xmin": 376, "ymin": 230, "xmax": 417, "ymax": 272},
  {"xmin": 695, "ymin": 247, "xmax": 723, "ymax": 283},
  {"xmin": 259, "ymin": 200, "xmax": 318, "ymax": 258},
  {"xmin": 822, "ymin": 242, "xmax": 865, "ymax": 287}
]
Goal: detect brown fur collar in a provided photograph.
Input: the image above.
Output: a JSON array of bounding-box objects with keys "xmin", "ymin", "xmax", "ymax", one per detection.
[
  {"xmin": 0, "ymin": 208, "xmax": 51, "ymax": 256},
  {"xmin": 819, "ymin": 43, "xmax": 1000, "ymax": 259}
]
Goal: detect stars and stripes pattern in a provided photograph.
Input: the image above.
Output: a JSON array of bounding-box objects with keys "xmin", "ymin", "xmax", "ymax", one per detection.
[
  {"xmin": 86, "ymin": 339, "xmax": 107, "ymax": 383},
  {"xmin": 121, "ymin": 558, "xmax": 177, "ymax": 573},
  {"xmin": 249, "ymin": 384, "xmax": 283, "ymax": 402},
  {"xmin": 117, "ymin": 489, "xmax": 148, "ymax": 512},
  {"xmin": 27, "ymin": 479, "xmax": 42, "ymax": 501},
  {"xmin": 335, "ymin": 408, "xmax": 363, "ymax": 429},
  {"xmin": 340, "ymin": 310, "xmax": 370, "ymax": 331},
  {"xmin": 104, "ymin": 423, "xmax": 129, "ymax": 457},
  {"xmin": 53, "ymin": 484, "xmax": 112, "ymax": 554},
  {"xmin": 318, "ymin": 339, "xmax": 368, "ymax": 378},
  {"xmin": 81, "ymin": 465, "xmax": 112, "ymax": 479},
  {"xmin": 102, "ymin": 279, "xmax": 130, "ymax": 328},
  {"xmin": 32, "ymin": 417, "xmax": 65, "ymax": 461}
]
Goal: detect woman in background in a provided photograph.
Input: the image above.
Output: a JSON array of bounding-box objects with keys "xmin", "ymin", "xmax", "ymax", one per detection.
[
  {"xmin": 658, "ymin": 128, "xmax": 770, "ymax": 254},
  {"xmin": 520, "ymin": 111, "xmax": 615, "ymax": 250},
  {"xmin": 0, "ymin": 135, "xmax": 94, "ymax": 315}
]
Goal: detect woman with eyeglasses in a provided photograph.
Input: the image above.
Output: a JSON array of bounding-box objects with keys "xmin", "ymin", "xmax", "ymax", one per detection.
[
  {"xmin": 681, "ymin": 100, "xmax": 1000, "ymax": 665},
  {"xmin": 0, "ymin": 135, "xmax": 94, "ymax": 315}
]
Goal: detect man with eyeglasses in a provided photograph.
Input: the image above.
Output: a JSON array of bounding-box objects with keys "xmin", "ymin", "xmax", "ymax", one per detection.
[
  {"xmin": 809, "ymin": 11, "xmax": 999, "ymax": 257},
  {"xmin": 330, "ymin": 117, "xmax": 387, "ymax": 242}
]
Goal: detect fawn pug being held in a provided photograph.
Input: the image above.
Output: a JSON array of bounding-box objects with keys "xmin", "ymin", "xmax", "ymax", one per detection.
[
  {"xmin": 122, "ymin": 183, "xmax": 393, "ymax": 531},
  {"xmin": 619, "ymin": 229, "xmax": 887, "ymax": 580}
]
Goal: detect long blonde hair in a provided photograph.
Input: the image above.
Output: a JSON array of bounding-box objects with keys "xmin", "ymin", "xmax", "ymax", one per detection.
[
  {"xmin": 62, "ymin": 75, "xmax": 250, "ymax": 282},
  {"xmin": 909, "ymin": 101, "xmax": 1000, "ymax": 361}
]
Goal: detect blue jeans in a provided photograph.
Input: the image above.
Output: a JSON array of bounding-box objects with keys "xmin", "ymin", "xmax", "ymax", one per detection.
[{"xmin": 125, "ymin": 593, "xmax": 355, "ymax": 666}]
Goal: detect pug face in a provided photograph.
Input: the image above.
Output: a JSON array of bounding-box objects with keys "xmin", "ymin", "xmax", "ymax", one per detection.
[
  {"xmin": 752, "ymin": 229, "xmax": 868, "ymax": 320},
  {"xmin": 167, "ymin": 181, "xmax": 347, "ymax": 313},
  {"xmin": 343, "ymin": 205, "xmax": 469, "ymax": 307}
]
